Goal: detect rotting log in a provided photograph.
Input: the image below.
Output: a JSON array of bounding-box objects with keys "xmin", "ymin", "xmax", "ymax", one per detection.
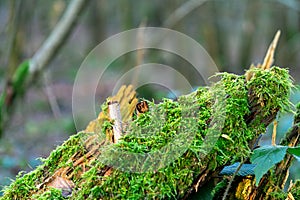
[
  {"xmin": 225, "ymin": 103, "xmax": 300, "ymax": 200},
  {"xmin": 0, "ymin": 31, "xmax": 296, "ymax": 200}
]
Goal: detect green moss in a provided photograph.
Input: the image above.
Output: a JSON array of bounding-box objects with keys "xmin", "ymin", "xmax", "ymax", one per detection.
[
  {"xmin": 0, "ymin": 169, "xmax": 41, "ymax": 200},
  {"xmin": 32, "ymin": 187, "xmax": 66, "ymax": 200},
  {"xmin": 269, "ymin": 191, "xmax": 287, "ymax": 200},
  {"xmin": 0, "ymin": 66, "xmax": 293, "ymax": 199},
  {"xmin": 70, "ymin": 67, "xmax": 292, "ymax": 199},
  {"xmin": 212, "ymin": 72, "xmax": 251, "ymax": 165},
  {"xmin": 1, "ymin": 132, "xmax": 88, "ymax": 199},
  {"xmin": 291, "ymin": 180, "xmax": 300, "ymax": 199},
  {"xmin": 246, "ymin": 67, "xmax": 293, "ymax": 130},
  {"xmin": 211, "ymin": 179, "xmax": 228, "ymax": 197}
]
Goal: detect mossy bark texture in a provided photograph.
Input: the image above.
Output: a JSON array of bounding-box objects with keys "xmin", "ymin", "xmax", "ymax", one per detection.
[{"xmin": 0, "ymin": 66, "xmax": 294, "ymax": 200}]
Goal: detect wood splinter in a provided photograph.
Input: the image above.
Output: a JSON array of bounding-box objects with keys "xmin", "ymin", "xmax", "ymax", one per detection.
[
  {"xmin": 272, "ymin": 120, "xmax": 278, "ymax": 146},
  {"xmin": 245, "ymin": 30, "xmax": 281, "ymax": 81},
  {"xmin": 108, "ymin": 101, "xmax": 123, "ymax": 143},
  {"xmin": 261, "ymin": 30, "xmax": 281, "ymax": 70}
]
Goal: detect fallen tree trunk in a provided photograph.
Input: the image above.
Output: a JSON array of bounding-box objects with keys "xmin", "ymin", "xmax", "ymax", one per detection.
[{"xmin": 0, "ymin": 32, "xmax": 297, "ymax": 200}]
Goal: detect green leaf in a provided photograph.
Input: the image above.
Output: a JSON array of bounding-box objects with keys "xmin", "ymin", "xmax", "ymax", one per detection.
[
  {"xmin": 287, "ymin": 146, "xmax": 300, "ymax": 160},
  {"xmin": 250, "ymin": 145, "xmax": 288, "ymax": 186}
]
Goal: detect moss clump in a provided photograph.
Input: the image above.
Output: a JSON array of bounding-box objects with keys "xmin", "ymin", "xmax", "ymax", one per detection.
[
  {"xmin": 0, "ymin": 66, "xmax": 293, "ymax": 200},
  {"xmin": 32, "ymin": 187, "xmax": 66, "ymax": 200},
  {"xmin": 0, "ymin": 132, "xmax": 87, "ymax": 200},
  {"xmin": 246, "ymin": 67, "xmax": 293, "ymax": 126},
  {"xmin": 73, "ymin": 66, "xmax": 291, "ymax": 199},
  {"xmin": 290, "ymin": 180, "xmax": 300, "ymax": 199},
  {"xmin": 211, "ymin": 72, "xmax": 252, "ymax": 165}
]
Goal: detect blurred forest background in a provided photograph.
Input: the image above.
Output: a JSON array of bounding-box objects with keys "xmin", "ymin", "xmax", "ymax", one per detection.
[{"xmin": 0, "ymin": 0, "xmax": 300, "ymax": 195}]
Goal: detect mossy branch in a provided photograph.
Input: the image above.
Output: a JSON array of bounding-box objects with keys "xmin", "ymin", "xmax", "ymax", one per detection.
[
  {"xmin": 0, "ymin": 0, "xmax": 90, "ymax": 137},
  {"xmin": 1, "ymin": 63, "xmax": 293, "ymax": 200},
  {"xmin": 0, "ymin": 32, "xmax": 296, "ymax": 200},
  {"xmin": 231, "ymin": 104, "xmax": 300, "ymax": 200}
]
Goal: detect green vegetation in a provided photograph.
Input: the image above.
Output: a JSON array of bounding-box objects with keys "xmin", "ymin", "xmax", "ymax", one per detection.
[
  {"xmin": 0, "ymin": 132, "xmax": 87, "ymax": 199},
  {"xmin": 0, "ymin": 66, "xmax": 293, "ymax": 199},
  {"xmin": 251, "ymin": 145, "xmax": 300, "ymax": 186}
]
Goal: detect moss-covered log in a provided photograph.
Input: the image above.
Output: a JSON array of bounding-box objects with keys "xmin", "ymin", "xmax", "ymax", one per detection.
[
  {"xmin": 226, "ymin": 103, "xmax": 300, "ymax": 200},
  {"xmin": 0, "ymin": 32, "xmax": 296, "ymax": 200},
  {"xmin": 0, "ymin": 64, "xmax": 293, "ymax": 200}
]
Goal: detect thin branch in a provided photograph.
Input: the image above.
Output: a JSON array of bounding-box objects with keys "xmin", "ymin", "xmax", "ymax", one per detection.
[
  {"xmin": 29, "ymin": 0, "xmax": 89, "ymax": 76},
  {"xmin": 0, "ymin": 0, "xmax": 90, "ymax": 137},
  {"xmin": 6, "ymin": 0, "xmax": 22, "ymax": 78},
  {"xmin": 222, "ymin": 159, "xmax": 245, "ymax": 200},
  {"xmin": 276, "ymin": 0, "xmax": 300, "ymax": 12},
  {"xmin": 164, "ymin": 0, "xmax": 208, "ymax": 28}
]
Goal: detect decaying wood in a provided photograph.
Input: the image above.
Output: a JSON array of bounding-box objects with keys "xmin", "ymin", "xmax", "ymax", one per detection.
[
  {"xmin": 35, "ymin": 85, "xmax": 138, "ymax": 196},
  {"xmin": 230, "ymin": 111, "xmax": 300, "ymax": 200},
  {"xmin": 108, "ymin": 101, "xmax": 123, "ymax": 143},
  {"xmin": 229, "ymin": 90, "xmax": 300, "ymax": 199},
  {"xmin": 245, "ymin": 30, "xmax": 281, "ymax": 126},
  {"xmin": 4, "ymin": 31, "xmax": 295, "ymax": 199},
  {"xmin": 261, "ymin": 30, "xmax": 281, "ymax": 70},
  {"xmin": 184, "ymin": 31, "xmax": 284, "ymax": 198},
  {"xmin": 217, "ymin": 31, "xmax": 296, "ymax": 200}
]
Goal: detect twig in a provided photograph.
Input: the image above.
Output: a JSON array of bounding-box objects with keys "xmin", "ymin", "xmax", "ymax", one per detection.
[
  {"xmin": 164, "ymin": 0, "xmax": 208, "ymax": 28},
  {"xmin": 222, "ymin": 159, "xmax": 245, "ymax": 200},
  {"xmin": 6, "ymin": 0, "xmax": 22, "ymax": 76}
]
